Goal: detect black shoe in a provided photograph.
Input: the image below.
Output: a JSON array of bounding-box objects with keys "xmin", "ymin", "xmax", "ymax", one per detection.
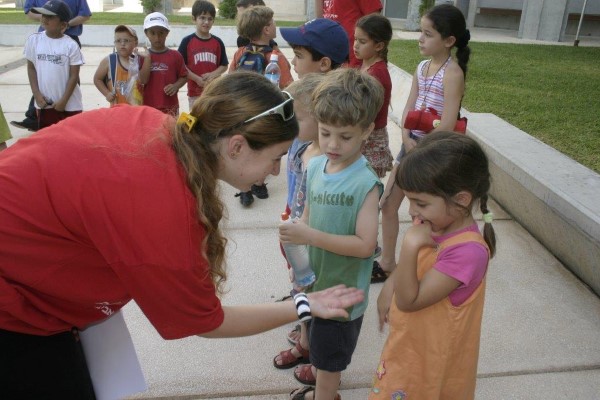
[
  {"xmin": 235, "ymin": 191, "xmax": 254, "ymax": 207},
  {"xmin": 10, "ymin": 117, "xmax": 38, "ymax": 131},
  {"xmin": 251, "ymin": 183, "xmax": 269, "ymax": 199}
]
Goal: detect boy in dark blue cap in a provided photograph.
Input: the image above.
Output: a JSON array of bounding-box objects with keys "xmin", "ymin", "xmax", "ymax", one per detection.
[
  {"xmin": 25, "ymin": 0, "xmax": 84, "ymax": 130},
  {"xmin": 280, "ymin": 18, "xmax": 349, "ymax": 78}
]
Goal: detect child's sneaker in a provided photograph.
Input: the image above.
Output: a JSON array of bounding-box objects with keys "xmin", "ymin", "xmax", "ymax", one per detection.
[
  {"xmin": 235, "ymin": 191, "xmax": 254, "ymax": 207},
  {"xmin": 251, "ymin": 183, "xmax": 269, "ymax": 199}
]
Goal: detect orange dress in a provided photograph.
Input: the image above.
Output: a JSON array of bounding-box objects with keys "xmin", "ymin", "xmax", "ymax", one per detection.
[{"xmin": 369, "ymin": 231, "xmax": 489, "ymax": 400}]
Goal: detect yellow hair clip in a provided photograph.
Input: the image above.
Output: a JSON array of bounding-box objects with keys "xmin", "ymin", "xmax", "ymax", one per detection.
[{"xmin": 177, "ymin": 112, "xmax": 197, "ymax": 131}]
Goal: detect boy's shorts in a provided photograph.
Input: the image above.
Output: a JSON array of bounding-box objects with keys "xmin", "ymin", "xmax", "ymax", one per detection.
[{"xmin": 308, "ymin": 315, "xmax": 364, "ymax": 372}]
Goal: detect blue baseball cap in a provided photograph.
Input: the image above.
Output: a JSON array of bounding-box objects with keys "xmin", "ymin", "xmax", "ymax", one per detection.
[{"xmin": 280, "ymin": 18, "xmax": 349, "ymax": 65}]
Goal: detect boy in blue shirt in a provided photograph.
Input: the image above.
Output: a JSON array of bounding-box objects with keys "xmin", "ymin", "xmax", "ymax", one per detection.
[{"xmin": 280, "ymin": 68, "xmax": 383, "ymax": 400}]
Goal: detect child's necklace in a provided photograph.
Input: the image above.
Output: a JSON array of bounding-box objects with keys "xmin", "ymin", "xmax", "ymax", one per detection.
[{"xmin": 421, "ymin": 56, "xmax": 451, "ymax": 110}]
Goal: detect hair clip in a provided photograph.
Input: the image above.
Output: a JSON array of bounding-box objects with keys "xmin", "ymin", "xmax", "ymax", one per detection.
[
  {"xmin": 482, "ymin": 212, "xmax": 494, "ymax": 224},
  {"xmin": 177, "ymin": 112, "xmax": 197, "ymax": 131}
]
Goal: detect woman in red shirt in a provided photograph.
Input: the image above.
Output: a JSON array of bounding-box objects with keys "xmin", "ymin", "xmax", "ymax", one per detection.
[{"xmin": 0, "ymin": 71, "xmax": 364, "ymax": 398}]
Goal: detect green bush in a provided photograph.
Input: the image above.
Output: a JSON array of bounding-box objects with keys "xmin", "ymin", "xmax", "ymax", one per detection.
[
  {"xmin": 219, "ymin": 0, "xmax": 237, "ymax": 19},
  {"xmin": 419, "ymin": 0, "xmax": 435, "ymax": 17},
  {"xmin": 141, "ymin": 0, "xmax": 162, "ymax": 13}
]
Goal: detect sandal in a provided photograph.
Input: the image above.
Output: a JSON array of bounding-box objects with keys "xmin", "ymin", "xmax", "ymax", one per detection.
[
  {"xmin": 294, "ymin": 363, "xmax": 316, "ymax": 385},
  {"xmin": 290, "ymin": 385, "xmax": 341, "ymax": 400},
  {"xmin": 371, "ymin": 260, "xmax": 390, "ymax": 283},
  {"xmin": 287, "ymin": 323, "xmax": 301, "ymax": 345},
  {"xmin": 273, "ymin": 342, "xmax": 310, "ymax": 369}
]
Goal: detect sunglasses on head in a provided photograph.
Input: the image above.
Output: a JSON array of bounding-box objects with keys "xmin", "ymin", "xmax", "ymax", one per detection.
[{"xmin": 243, "ymin": 91, "xmax": 294, "ymax": 124}]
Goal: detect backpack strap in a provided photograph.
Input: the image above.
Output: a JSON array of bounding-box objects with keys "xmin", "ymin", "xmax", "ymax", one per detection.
[{"xmin": 107, "ymin": 53, "xmax": 118, "ymax": 94}]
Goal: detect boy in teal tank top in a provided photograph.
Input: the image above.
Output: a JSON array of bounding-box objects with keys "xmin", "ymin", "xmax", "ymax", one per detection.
[{"xmin": 280, "ymin": 68, "xmax": 383, "ymax": 400}]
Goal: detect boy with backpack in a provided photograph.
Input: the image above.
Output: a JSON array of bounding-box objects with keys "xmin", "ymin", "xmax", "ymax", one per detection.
[
  {"xmin": 228, "ymin": 5, "xmax": 293, "ymax": 207},
  {"xmin": 280, "ymin": 18, "xmax": 349, "ymax": 78},
  {"xmin": 93, "ymin": 25, "xmax": 151, "ymax": 106},
  {"xmin": 178, "ymin": 0, "xmax": 228, "ymax": 110},
  {"xmin": 228, "ymin": 5, "xmax": 293, "ymax": 89}
]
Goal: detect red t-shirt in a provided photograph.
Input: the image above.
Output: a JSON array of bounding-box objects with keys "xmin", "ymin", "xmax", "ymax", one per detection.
[
  {"xmin": 178, "ymin": 33, "xmax": 228, "ymax": 98},
  {"xmin": 364, "ymin": 60, "xmax": 391, "ymax": 129},
  {"xmin": 0, "ymin": 105, "xmax": 224, "ymax": 338},
  {"xmin": 144, "ymin": 49, "xmax": 188, "ymax": 114},
  {"xmin": 322, "ymin": 0, "xmax": 383, "ymax": 66}
]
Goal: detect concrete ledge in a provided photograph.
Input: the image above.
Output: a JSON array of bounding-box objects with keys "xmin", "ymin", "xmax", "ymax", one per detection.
[
  {"xmin": 463, "ymin": 113, "xmax": 600, "ymax": 296},
  {"xmin": 387, "ymin": 64, "xmax": 600, "ymax": 297}
]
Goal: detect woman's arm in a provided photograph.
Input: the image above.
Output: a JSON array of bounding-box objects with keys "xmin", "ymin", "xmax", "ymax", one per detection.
[{"xmin": 199, "ymin": 285, "xmax": 364, "ymax": 338}]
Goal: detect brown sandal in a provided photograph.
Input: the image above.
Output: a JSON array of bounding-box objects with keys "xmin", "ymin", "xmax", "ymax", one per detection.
[
  {"xmin": 273, "ymin": 342, "xmax": 310, "ymax": 369},
  {"xmin": 294, "ymin": 363, "xmax": 316, "ymax": 385}
]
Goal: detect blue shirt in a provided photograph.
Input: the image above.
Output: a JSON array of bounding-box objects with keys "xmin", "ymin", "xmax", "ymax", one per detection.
[{"xmin": 24, "ymin": 0, "xmax": 92, "ymax": 37}]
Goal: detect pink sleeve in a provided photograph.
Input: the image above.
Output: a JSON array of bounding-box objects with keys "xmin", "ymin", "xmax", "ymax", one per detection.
[{"xmin": 434, "ymin": 242, "xmax": 488, "ymax": 306}]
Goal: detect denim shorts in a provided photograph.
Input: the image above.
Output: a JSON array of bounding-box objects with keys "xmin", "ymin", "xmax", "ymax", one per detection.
[
  {"xmin": 394, "ymin": 132, "xmax": 422, "ymax": 164},
  {"xmin": 308, "ymin": 315, "xmax": 364, "ymax": 372}
]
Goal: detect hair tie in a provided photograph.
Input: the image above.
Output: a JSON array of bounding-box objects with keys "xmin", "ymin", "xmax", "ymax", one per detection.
[
  {"xmin": 457, "ymin": 29, "xmax": 470, "ymax": 48},
  {"xmin": 177, "ymin": 112, "xmax": 197, "ymax": 132},
  {"xmin": 482, "ymin": 212, "xmax": 493, "ymax": 224}
]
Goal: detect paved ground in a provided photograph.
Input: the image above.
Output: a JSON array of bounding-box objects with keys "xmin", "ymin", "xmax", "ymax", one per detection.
[{"xmin": 1, "ymin": 33, "xmax": 600, "ymax": 399}]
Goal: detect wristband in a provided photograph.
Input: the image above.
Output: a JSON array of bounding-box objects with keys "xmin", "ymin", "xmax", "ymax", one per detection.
[{"xmin": 293, "ymin": 292, "xmax": 312, "ymax": 322}]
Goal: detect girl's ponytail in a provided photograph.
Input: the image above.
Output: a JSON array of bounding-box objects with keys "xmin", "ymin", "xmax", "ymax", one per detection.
[
  {"xmin": 455, "ymin": 29, "xmax": 471, "ymax": 77},
  {"xmin": 479, "ymin": 194, "xmax": 496, "ymax": 258}
]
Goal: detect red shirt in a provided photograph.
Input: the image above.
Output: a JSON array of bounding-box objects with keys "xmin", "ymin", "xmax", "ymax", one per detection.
[
  {"xmin": 144, "ymin": 49, "xmax": 188, "ymax": 114},
  {"xmin": 364, "ymin": 60, "xmax": 391, "ymax": 128},
  {"xmin": 178, "ymin": 33, "xmax": 228, "ymax": 97},
  {"xmin": 322, "ymin": 0, "xmax": 383, "ymax": 66},
  {"xmin": 0, "ymin": 105, "xmax": 224, "ymax": 338}
]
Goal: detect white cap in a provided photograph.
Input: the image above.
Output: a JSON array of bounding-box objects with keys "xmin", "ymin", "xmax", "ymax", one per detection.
[
  {"xmin": 270, "ymin": 54, "xmax": 279, "ymax": 62},
  {"xmin": 143, "ymin": 12, "xmax": 170, "ymax": 31}
]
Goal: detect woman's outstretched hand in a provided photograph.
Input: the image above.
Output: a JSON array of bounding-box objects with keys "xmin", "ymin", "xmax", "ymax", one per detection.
[{"xmin": 308, "ymin": 285, "xmax": 365, "ymax": 319}]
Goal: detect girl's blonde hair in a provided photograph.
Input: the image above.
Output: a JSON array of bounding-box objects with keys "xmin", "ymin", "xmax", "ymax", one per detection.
[
  {"xmin": 172, "ymin": 72, "xmax": 298, "ymax": 294},
  {"xmin": 312, "ymin": 68, "xmax": 383, "ymax": 129}
]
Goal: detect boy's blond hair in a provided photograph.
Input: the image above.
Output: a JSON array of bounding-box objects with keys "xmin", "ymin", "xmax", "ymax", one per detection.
[
  {"xmin": 312, "ymin": 68, "xmax": 383, "ymax": 129},
  {"xmin": 237, "ymin": 5, "xmax": 274, "ymax": 40},
  {"xmin": 285, "ymin": 73, "xmax": 325, "ymax": 112}
]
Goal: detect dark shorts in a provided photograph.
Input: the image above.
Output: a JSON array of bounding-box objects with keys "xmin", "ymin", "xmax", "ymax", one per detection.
[
  {"xmin": 0, "ymin": 328, "xmax": 96, "ymax": 399},
  {"xmin": 395, "ymin": 132, "xmax": 422, "ymax": 164},
  {"xmin": 308, "ymin": 315, "xmax": 364, "ymax": 372},
  {"xmin": 37, "ymin": 109, "xmax": 82, "ymax": 130}
]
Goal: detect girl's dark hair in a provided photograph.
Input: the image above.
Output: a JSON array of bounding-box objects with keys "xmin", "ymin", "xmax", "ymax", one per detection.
[
  {"xmin": 395, "ymin": 132, "xmax": 496, "ymax": 257},
  {"xmin": 425, "ymin": 4, "xmax": 471, "ymax": 77},
  {"xmin": 356, "ymin": 14, "xmax": 393, "ymax": 63},
  {"xmin": 192, "ymin": 0, "xmax": 216, "ymax": 18},
  {"xmin": 172, "ymin": 72, "xmax": 298, "ymax": 294}
]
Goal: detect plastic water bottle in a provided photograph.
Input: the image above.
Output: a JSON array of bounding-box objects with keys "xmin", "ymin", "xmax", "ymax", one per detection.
[
  {"xmin": 264, "ymin": 54, "xmax": 281, "ymax": 87},
  {"xmin": 280, "ymin": 212, "xmax": 315, "ymax": 288}
]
